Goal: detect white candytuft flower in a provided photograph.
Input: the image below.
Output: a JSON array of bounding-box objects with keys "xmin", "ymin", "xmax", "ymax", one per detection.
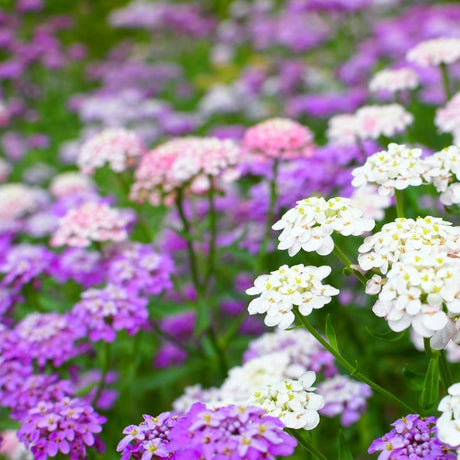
[
  {"xmin": 352, "ymin": 143, "xmax": 425, "ymax": 196},
  {"xmin": 407, "ymin": 37, "xmax": 460, "ymax": 67},
  {"xmin": 246, "ymin": 264, "xmax": 339, "ymax": 329},
  {"xmin": 350, "ymin": 185, "xmax": 391, "ymax": 221},
  {"xmin": 248, "ymin": 371, "xmax": 324, "ymax": 430},
  {"xmin": 273, "ymin": 196, "xmax": 375, "ymax": 257},
  {"xmin": 372, "ymin": 252, "xmax": 460, "ymax": 338},
  {"xmin": 326, "ymin": 114, "xmax": 360, "ymax": 146},
  {"xmin": 423, "ymin": 145, "xmax": 460, "ymax": 205},
  {"xmin": 437, "ymin": 383, "xmax": 460, "ymax": 450},
  {"xmin": 358, "ymin": 216, "xmax": 460, "ymax": 274},
  {"xmin": 369, "ymin": 68, "xmax": 419, "ymax": 93}
]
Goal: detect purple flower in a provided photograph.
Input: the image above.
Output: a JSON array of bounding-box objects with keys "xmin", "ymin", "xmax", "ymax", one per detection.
[
  {"xmin": 72, "ymin": 284, "xmax": 148, "ymax": 342},
  {"xmin": 106, "ymin": 243, "xmax": 174, "ymax": 296},
  {"xmin": 0, "ymin": 244, "xmax": 54, "ymax": 291},
  {"xmin": 169, "ymin": 403, "xmax": 297, "ymax": 459},
  {"xmin": 17, "ymin": 396, "xmax": 106, "ymax": 459},
  {"xmin": 6, "ymin": 312, "xmax": 87, "ymax": 367},
  {"xmin": 368, "ymin": 414, "xmax": 457, "ymax": 459}
]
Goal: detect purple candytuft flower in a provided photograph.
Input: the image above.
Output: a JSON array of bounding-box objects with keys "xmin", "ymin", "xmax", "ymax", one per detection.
[
  {"xmin": 4, "ymin": 374, "xmax": 73, "ymax": 420},
  {"xmin": 117, "ymin": 411, "xmax": 180, "ymax": 459},
  {"xmin": 154, "ymin": 343, "xmax": 187, "ymax": 369},
  {"xmin": 169, "ymin": 403, "xmax": 297, "ymax": 459},
  {"xmin": 6, "ymin": 312, "xmax": 87, "ymax": 367},
  {"xmin": 118, "ymin": 403, "xmax": 297, "ymax": 460},
  {"xmin": 106, "ymin": 243, "xmax": 174, "ymax": 296},
  {"xmin": 17, "ymin": 396, "xmax": 106, "ymax": 459},
  {"xmin": 50, "ymin": 247, "xmax": 105, "ymax": 288},
  {"xmin": 368, "ymin": 414, "xmax": 457, "ymax": 459},
  {"xmin": 72, "ymin": 284, "xmax": 148, "ymax": 342},
  {"xmin": 318, "ymin": 375, "xmax": 371, "ymax": 426},
  {"xmin": 0, "ymin": 244, "xmax": 54, "ymax": 291}
]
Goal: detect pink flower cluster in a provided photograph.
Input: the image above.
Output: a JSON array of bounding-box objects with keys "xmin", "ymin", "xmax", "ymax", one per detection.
[
  {"xmin": 407, "ymin": 37, "xmax": 460, "ymax": 67},
  {"xmin": 242, "ymin": 118, "xmax": 315, "ymax": 160},
  {"xmin": 49, "ymin": 172, "xmax": 95, "ymax": 198},
  {"xmin": 131, "ymin": 137, "xmax": 240, "ymax": 205},
  {"xmin": 435, "ymin": 92, "xmax": 460, "ymax": 144},
  {"xmin": 77, "ymin": 128, "xmax": 145, "ymax": 175},
  {"xmin": 51, "ymin": 202, "xmax": 133, "ymax": 247},
  {"xmin": 0, "ymin": 184, "xmax": 39, "ymax": 228}
]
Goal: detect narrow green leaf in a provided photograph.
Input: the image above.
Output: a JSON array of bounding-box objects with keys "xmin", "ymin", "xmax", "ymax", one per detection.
[
  {"xmin": 338, "ymin": 430, "xmax": 353, "ymax": 460},
  {"xmin": 194, "ymin": 299, "xmax": 211, "ymax": 336},
  {"xmin": 325, "ymin": 314, "xmax": 339, "ymax": 351},
  {"xmin": 419, "ymin": 355, "xmax": 440, "ymax": 409}
]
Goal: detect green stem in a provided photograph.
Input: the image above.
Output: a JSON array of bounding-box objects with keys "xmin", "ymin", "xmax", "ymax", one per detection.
[
  {"xmin": 92, "ymin": 342, "xmax": 111, "ymax": 407},
  {"xmin": 23, "ymin": 282, "xmax": 45, "ymax": 312},
  {"xmin": 395, "ymin": 189, "xmax": 404, "ymax": 218},
  {"xmin": 286, "ymin": 429, "xmax": 328, "ymax": 460},
  {"xmin": 333, "ymin": 244, "xmax": 367, "ymax": 285},
  {"xmin": 439, "ymin": 349, "xmax": 453, "ymax": 390},
  {"xmin": 257, "ymin": 159, "xmax": 279, "ymax": 270},
  {"xmin": 175, "ymin": 189, "xmax": 203, "ymax": 295},
  {"xmin": 440, "ymin": 63, "xmax": 452, "ymax": 101},
  {"xmin": 205, "ymin": 178, "xmax": 217, "ymax": 287},
  {"xmin": 293, "ymin": 309, "xmax": 416, "ymax": 414},
  {"xmin": 206, "ymin": 328, "xmax": 229, "ymax": 378}
]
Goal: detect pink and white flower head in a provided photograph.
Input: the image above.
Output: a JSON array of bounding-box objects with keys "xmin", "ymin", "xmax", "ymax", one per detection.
[
  {"xmin": 51, "ymin": 202, "xmax": 133, "ymax": 248},
  {"xmin": 0, "ymin": 430, "xmax": 32, "ymax": 460},
  {"xmin": 77, "ymin": 128, "xmax": 146, "ymax": 175},
  {"xmin": 407, "ymin": 37, "xmax": 460, "ymax": 67},
  {"xmin": 0, "ymin": 183, "xmax": 39, "ymax": 229},
  {"xmin": 351, "ymin": 143, "xmax": 425, "ymax": 196},
  {"xmin": 435, "ymin": 93, "xmax": 460, "ymax": 144},
  {"xmin": 369, "ymin": 68, "xmax": 419, "ymax": 93},
  {"xmin": 326, "ymin": 114, "xmax": 360, "ymax": 146},
  {"xmin": 350, "ymin": 185, "xmax": 391, "ymax": 221},
  {"xmin": 242, "ymin": 118, "xmax": 315, "ymax": 160},
  {"xmin": 0, "ymin": 158, "xmax": 11, "ymax": 183},
  {"xmin": 354, "ymin": 104, "xmax": 413, "ymax": 140},
  {"xmin": 49, "ymin": 172, "xmax": 95, "ymax": 198},
  {"xmin": 131, "ymin": 137, "xmax": 240, "ymax": 206}
]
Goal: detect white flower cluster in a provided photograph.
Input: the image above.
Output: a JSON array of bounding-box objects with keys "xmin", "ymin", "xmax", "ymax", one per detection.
[
  {"xmin": 369, "ymin": 68, "xmax": 419, "ymax": 93},
  {"xmin": 407, "ymin": 37, "xmax": 460, "ymax": 67},
  {"xmin": 437, "ymin": 383, "xmax": 460, "ymax": 452},
  {"xmin": 273, "ymin": 196, "xmax": 375, "ymax": 257},
  {"xmin": 423, "ymin": 145, "xmax": 460, "ymax": 206},
  {"xmin": 350, "ymin": 185, "xmax": 392, "ymax": 221},
  {"xmin": 358, "ymin": 217, "xmax": 460, "ymax": 274},
  {"xmin": 246, "ymin": 264, "xmax": 339, "ymax": 329},
  {"xmin": 248, "ymin": 372, "xmax": 324, "ymax": 430},
  {"xmin": 352, "ymin": 143, "xmax": 425, "ymax": 196},
  {"xmin": 435, "ymin": 93, "xmax": 460, "ymax": 145},
  {"xmin": 327, "ymin": 105, "xmax": 413, "ymax": 145},
  {"xmin": 372, "ymin": 252, "xmax": 460, "ymax": 338}
]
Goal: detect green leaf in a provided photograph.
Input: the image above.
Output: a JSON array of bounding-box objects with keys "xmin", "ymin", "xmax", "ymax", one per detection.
[
  {"xmin": 419, "ymin": 355, "xmax": 440, "ymax": 409},
  {"xmin": 338, "ymin": 430, "xmax": 353, "ymax": 460},
  {"xmin": 365, "ymin": 326, "xmax": 407, "ymax": 342},
  {"xmin": 402, "ymin": 365, "xmax": 425, "ymax": 391},
  {"xmin": 325, "ymin": 314, "xmax": 339, "ymax": 352}
]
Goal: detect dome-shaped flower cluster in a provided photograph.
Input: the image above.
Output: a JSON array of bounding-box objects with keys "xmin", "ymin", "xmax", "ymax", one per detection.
[
  {"xmin": 131, "ymin": 137, "xmax": 240, "ymax": 206},
  {"xmin": 72, "ymin": 284, "xmax": 148, "ymax": 342},
  {"xmin": 49, "ymin": 172, "xmax": 95, "ymax": 198},
  {"xmin": 437, "ymin": 383, "xmax": 460, "ymax": 451},
  {"xmin": 0, "ymin": 184, "xmax": 40, "ymax": 229},
  {"xmin": 51, "ymin": 202, "xmax": 134, "ymax": 247},
  {"xmin": 372, "ymin": 252, "xmax": 460, "ymax": 338},
  {"xmin": 273, "ymin": 196, "xmax": 375, "ymax": 257},
  {"xmin": 249, "ymin": 371, "xmax": 324, "ymax": 430},
  {"xmin": 358, "ymin": 217, "xmax": 460, "ymax": 274},
  {"xmin": 352, "ymin": 143, "xmax": 425, "ymax": 196},
  {"xmin": 77, "ymin": 128, "xmax": 145, "ymax": 175},
  {"xmin": 326, "ymin": 114, "xmax": 361, "ymax": 146},
  {"xmin": 369, "ymin": 68, "xmax": 419, "ymax": 93},
  {"xmin": 242, "ymin": 118, "xmax": 315, "ymax": 160},
  {"xmin": 406, "ymin": 37, "xmax": 460, "ymax": 67},
  {"xmin": 246, "ymin": 264, "xmax": 339, "ymax": 329}
]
